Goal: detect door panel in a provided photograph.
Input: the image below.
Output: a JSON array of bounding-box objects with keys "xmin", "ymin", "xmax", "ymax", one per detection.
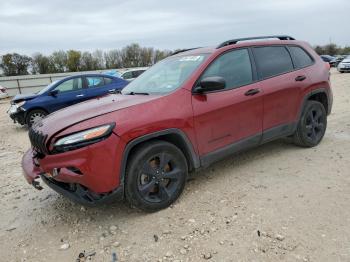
[
  {"xmin": 47, "ymin": 77, "xmax": 86, "ymax": 112},
  {"xmin": 252, "ymin": 45, "xmax": 310, "ymax": 131},
  {"xmin": 192, "ymin": 48, "xmax": 263, "ymax": 156},
  {"xmin": 192, "ymin": 82, "xmax": 263, "ymax": 155},
  {"xmin": 260, "ymin": 70, "xmax": 310, "ymax": 130},
  {"xmin": 84, "ymin": 76, "xmax": 120, "ymax": 99}
]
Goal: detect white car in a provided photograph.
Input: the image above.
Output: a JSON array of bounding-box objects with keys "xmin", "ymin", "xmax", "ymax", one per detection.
[
  {"xmin": 0, "ymin": 85, "xmax": 9, "ymax": 99},
  {"xmin": 120, "ymin": 68, "xmax": 147, "ymax": 81},
  {"xmin": 337, "ymin": 56, "xmax": 350, "ymax": 73}
]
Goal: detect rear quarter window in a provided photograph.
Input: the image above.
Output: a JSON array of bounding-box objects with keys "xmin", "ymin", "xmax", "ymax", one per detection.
[
  {"xmin": 253, "ymin": 46, "xmax": 294, "ymax": 79},
  {"xmin": 104, "ymin": 77, "xmax": 113, "ymax": 84},
  {"xmin": 289, "ymin": 46, "xmax": 314, "ymax": 69}
]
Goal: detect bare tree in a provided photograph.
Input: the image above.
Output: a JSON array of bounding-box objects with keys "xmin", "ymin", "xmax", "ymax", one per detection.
[
  {"xmin": 50, "ymin": 51, "xmax": 68, "ymax": 72},
  {"xmin": 92, "ymin": 49, "xmax": 105, "ymax": 69},
  {"xmin": 80, "ymin": 52, "xmax": 99, "ymax": 71},
  {"xmin": 104, "ymin": 50, "xmax": 123, "ymax": 69}
]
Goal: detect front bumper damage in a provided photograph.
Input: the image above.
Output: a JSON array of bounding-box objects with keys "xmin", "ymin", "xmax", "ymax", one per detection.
[
  {"xmin": 21, "ymin": 133, "xmax": 125, "ymax": 206},
  {"xmin": 8, "ymin": 108, "xmax": 26, "ymax": 125}
]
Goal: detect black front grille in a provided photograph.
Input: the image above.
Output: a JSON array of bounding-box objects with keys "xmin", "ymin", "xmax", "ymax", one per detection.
[{"xmin": 28, "ymin": 128, "xmax": 48, "ymax": 154}]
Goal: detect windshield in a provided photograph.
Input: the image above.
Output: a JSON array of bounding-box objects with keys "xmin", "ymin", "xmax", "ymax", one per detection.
[
  {"xmin": 121, "ymin": 54, "xmax": 208, "ymax": 95},
  {"xmin": 37, "ymin": 80, "xmax": 59, "ymax": 95}
]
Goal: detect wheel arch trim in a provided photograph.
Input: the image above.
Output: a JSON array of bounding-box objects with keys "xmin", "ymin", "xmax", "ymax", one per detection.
[
  {"xmin": 298, "ymin": 87, "xmax": 331, "ymax": 121},
  {"xmin": 119, "ymin": 128, "xmax": 200, "ymax": 191}
]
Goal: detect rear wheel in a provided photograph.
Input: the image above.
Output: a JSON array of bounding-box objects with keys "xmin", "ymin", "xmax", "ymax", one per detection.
[
  {"xmin": 26, "ymin": 109, "xmax": 47, "ymax": 127},
  {"xmin": 125, "ymin": 140, "xmax": 188, "ymax": 212},
  {"xmin": 293, "ymin": 101, "xmax": 327, "ymax": 147}
]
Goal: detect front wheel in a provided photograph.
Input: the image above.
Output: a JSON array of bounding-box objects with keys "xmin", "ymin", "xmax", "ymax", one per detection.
[
  {"xmin": 26, "ymin": 109, "xmax": 47, "ymax": 127},
  {"xmin": 293, "ymin": 101, "xmax": 327, "ymax": 147},
  {"xmin": 125, "ymin": 140, "xmax": 188, "ymax": 212}
]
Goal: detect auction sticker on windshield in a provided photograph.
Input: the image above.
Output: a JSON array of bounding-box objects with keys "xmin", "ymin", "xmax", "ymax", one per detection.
[{"xmin": 179, "ymin": 56, "xmax": 204, "ymax": 62}]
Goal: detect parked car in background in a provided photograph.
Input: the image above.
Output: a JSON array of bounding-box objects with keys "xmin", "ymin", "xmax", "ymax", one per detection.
[
  {"xmin": 103, "ymin": 69, "xmax": 122, "ymax": 78},
  {"xmin": 337, "ymin": 55, "xmax": 350, "ymax": 73},
  {"xmin": 320, "ymin": 55, "xmax": 337, "ymax": 67},
  {"xmin": 334, "ymin": 55, "xmax": 346, "ymax": 67},
  {"xmin": 0, "ymin": 85, "xmax": 9, "ymax": 99},
  {"xmin": 22, "ymin": 35, "xmax": 332, "ymax": 211},
  {"xmin": 8, "ymin": 74, "xmax": 128, "ymax": 126},
  {"xmin": 120, "ymin": 68, "xmax": 147, "ymax": 81}
]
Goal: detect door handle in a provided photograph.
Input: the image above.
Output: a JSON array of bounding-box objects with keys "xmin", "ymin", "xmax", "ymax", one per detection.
[
  {"xmin": 76, "ymin": 94, "xmax": 84, "ymax": 97},
  {"xmin": 295, "ymin": 75, "xmax": 306, "ymax": 81},
  {"xmin": 244, "ymin": 88, "xmax": 260, "ymax": 96}
]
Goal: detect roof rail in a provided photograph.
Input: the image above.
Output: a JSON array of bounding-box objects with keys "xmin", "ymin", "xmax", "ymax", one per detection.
[
  {"xmin": 217, "ymin": 35, "xmax": 295, "ymax": 49},
  {"xmin": 171, "ymin": 47, "xmax": 201, "ymax": 56}
]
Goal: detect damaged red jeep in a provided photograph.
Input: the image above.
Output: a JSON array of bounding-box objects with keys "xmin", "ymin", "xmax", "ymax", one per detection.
[{"xmin": 22, "ymin": 36, "xmax": 332, "ymax": 211}]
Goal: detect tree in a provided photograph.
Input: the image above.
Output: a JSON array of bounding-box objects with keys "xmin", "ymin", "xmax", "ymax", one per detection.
[
  {"xmin": 50, "ymin": 50, "xmax": 67, "ymax": 73},
  {"xmin": 314, "ymin": 45, "xmax": 324, "ymax": 55},
  {"xmin": 0, "ymin": 54, "xmax": 17, "ymax": 76},
  {"xmin": 66, "ymin": 50, "xmax": 81, "ymax": 72},
  {"xmin": 32, "ymin": 53, "xmax": 51, "ymax": 74},
  {"xmin": 104, "ymin": 49, "xmax": 123, "ymax": 69},
  {"xmin": 121, "ymin": 43, "xmax": 142, "ymax": 67},
  {"xmin": 339, "ymin": 46, "xmax": 350, "ymax": 55},
  {"xmin": 140, "ymin": 47, "xmax": 154, "ymax": 66},
  {"xmin": 80, "ymin": 51, "xmax": 98, "ymax": 71},
  {"xmin": 154, "ymin": 49, "xmax": 171, "ymax": 63},
  {"xmin": 324, "ymin": 44, "xmax": 339, "ymax": 56},
  {"xmin": 92, "ymin": 49, "xmax": 105, "ymax": 69},
  {"xmin": 0, "ymin": 53, "xmax": 31, "ymax": 76}
]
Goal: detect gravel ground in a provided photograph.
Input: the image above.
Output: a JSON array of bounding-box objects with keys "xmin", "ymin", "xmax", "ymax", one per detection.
[{"xmin": 0, "ymin": 69, "xmax": 349, "ymax": 262}]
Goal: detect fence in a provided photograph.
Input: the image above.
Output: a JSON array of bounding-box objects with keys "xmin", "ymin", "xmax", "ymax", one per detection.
[{"xmin": 0, "ymin": 68, "xmax": 141, "ymax": 96}]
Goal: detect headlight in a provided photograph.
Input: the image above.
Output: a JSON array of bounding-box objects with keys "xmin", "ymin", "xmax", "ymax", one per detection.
[
  {"xmin": 53, "ymin": 123, "xmax": 115, "ymax": 153},
  {"xmin": 16, "ymin": 101, "xmax": 26, "ymax": 107}
]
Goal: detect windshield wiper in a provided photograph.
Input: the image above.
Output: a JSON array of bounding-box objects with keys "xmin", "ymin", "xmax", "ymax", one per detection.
[{"xmin": 125, "ymin": 91, "xmax": 149, "ymax": 95}]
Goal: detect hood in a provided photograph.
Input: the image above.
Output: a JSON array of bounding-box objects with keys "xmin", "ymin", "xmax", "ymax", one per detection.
[
  {"xmin": 35, "ymin": 93, "xmax": 160, "ymax": 135},
  {"xmin": 12, "ymin": 93, "xmax": 38, "ymax": 103},
  {"xmin": 341, "ymin": 58, "xmax": 350, "ymax": 63}
]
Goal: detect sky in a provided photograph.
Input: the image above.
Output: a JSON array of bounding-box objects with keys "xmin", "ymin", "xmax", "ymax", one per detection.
[{"xmin": 0, "ymin": 0, "xmax": 349, "ymax": 55}]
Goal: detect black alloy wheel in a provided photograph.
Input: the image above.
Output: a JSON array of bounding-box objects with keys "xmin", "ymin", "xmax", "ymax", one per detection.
[
  {"xmin": 125, "ymin": 140, "xmax": 187, "ymax": 211},
  {"xmin": 294, "ymin": 100, "xmax": 327, "ymax": 147}
]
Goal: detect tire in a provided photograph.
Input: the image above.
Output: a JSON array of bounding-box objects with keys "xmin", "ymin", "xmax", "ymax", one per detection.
[
  {"xmin": 125, "ymin": 140, "xmax": 188, "ymax": 212},
  {"xmin": 26, "ymin": 109, "xmax": 47, "ymax": 127},
  {"xmin": 293, "ymin": 100, "xmax": 327, "ymax": 147}
]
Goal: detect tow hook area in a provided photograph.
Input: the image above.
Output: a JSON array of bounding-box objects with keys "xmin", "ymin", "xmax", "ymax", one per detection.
[{"xmin": 32, "ymin": 178, "xmax": 43, "ymax": 190}]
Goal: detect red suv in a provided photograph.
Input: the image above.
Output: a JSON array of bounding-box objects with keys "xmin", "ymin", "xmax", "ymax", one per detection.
[{"xmin": 22, "ymin": 36, "xmax": 332, "ymax": 211}]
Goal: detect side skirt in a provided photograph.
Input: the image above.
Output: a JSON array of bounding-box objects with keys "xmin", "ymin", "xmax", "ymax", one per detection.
[
  {"xmin": 199, "ymin": 123, "xmax": 297, "ymax": 168},
  {"xmin": 200, "ymin": 133, "xmax": 261, "ymax": 168}
]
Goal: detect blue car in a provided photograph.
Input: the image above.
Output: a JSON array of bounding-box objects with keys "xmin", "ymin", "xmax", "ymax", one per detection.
[{"xmin": 8, "ymin": 74, "xmax": 128, "ymax": 126}]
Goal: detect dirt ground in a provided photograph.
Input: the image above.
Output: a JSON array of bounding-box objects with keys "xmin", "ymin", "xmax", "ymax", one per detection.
[{"xmin": 0, "ymin": 69, "xmax": 349, "ymax": 262}]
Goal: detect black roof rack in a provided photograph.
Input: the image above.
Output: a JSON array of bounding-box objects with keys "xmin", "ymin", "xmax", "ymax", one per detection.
[
  {"xmin": 171, "ymin": 47, "xmax": 201, "ymax": 56},
  {"xmin": 217, "ymin": 35, "xmax": 295, "ymax": 49}
]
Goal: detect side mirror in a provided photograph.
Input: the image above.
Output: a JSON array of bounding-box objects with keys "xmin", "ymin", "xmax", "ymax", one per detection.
[
  {"xmin": 49, "ymin": 90, "xmax": 59, "ymax": 97},
  {"xmin": 194, "ymin": 76, "xmax": 226, "ymax": 93}
]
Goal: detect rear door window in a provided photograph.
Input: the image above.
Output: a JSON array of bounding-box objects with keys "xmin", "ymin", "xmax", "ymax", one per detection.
[
  {"xmin": 86, "ymin": 76, "xmax": 104, "ymax": 88},
  {"xmin": 200, "ymin": 48, "xmax": 253, "ymax": 90},
  {"xmin": 103, "ymin": 77, "xmax": 113, "ymax": 85},
  {"xmin": 253, "ymin": 46, "xmax": 294, "ymax": 79},
  {"xmin": 289, "ymin": 46, "xmax": 314, "ymax": 69}
]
